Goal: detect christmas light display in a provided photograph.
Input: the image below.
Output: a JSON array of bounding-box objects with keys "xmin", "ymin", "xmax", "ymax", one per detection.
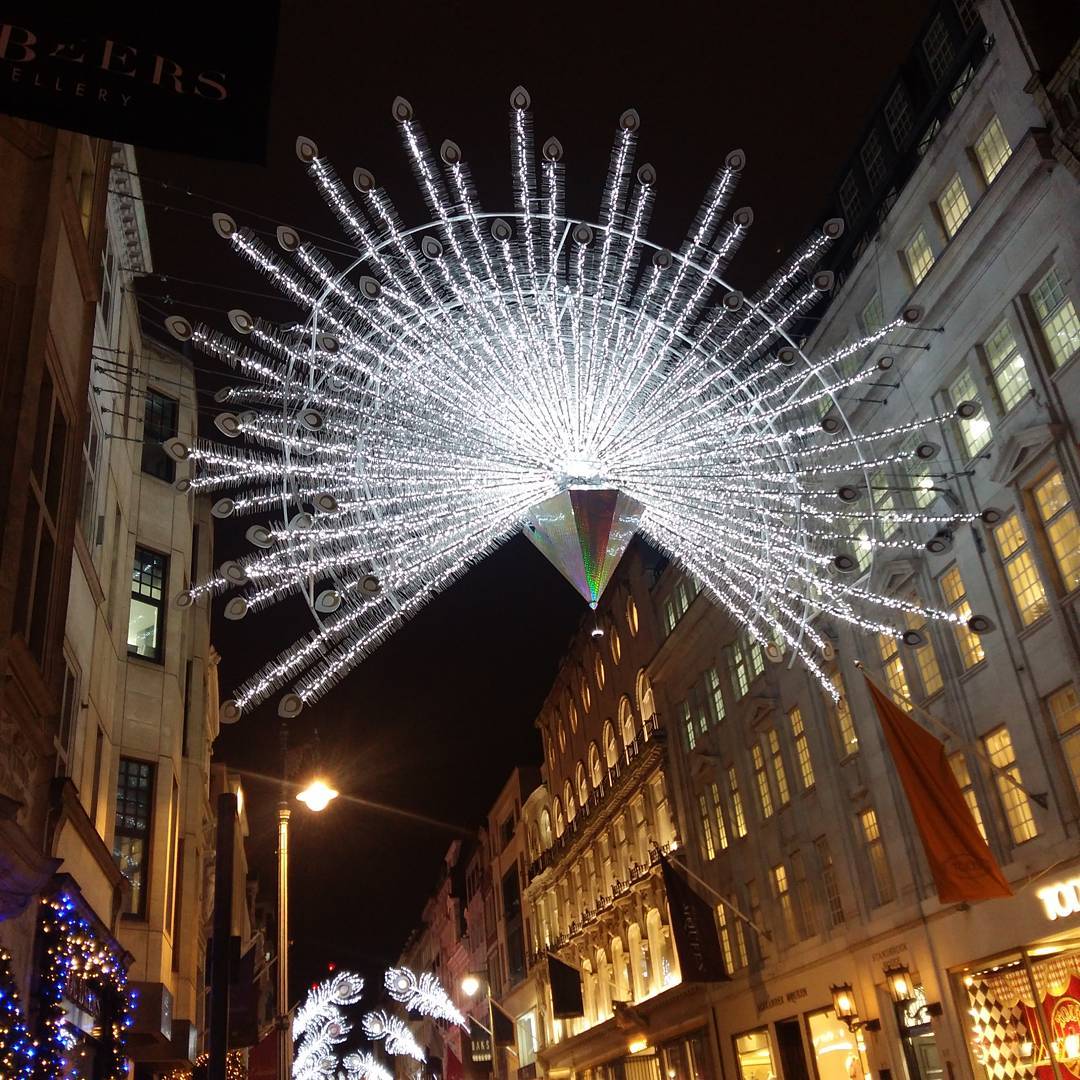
[
  {"xmin": 292, "ymin": 970, "xmax": 364, "ymax": 1080},
  {"xmin": 343, "ymin": 1051, "xmax": 394, "ymax": 1080},
  {"xmin": 168, "ymin": 89, "xmax": 997, "ymax": 714},
  {"xmin": 361, "ymin": 1011, "xmax": 426, "ymax": 1062},
  {"xmin": 0, "ymin": 947, "xmax": 35, "ymax": 1080},
  {"xmin": 384, "ymin": 967, "xmax": 466, "ymax": 1028},
  {"xmin": 36, "ymin": 893, "xmax": 135, "ymax": 1080}
]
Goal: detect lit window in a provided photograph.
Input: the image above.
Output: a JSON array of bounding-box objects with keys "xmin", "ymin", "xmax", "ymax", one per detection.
[
  {"xmin": 579, "ymin": 678, "xmax": 590, "ymax": 714},
  {"xmin": 949, "ymin": 367, "xmax": 992, "ymax": 458},
  {"xmin": 625, "ymin": 595, "xmax": 639, "ymax": 636},
  {"xmin": 114, "ymin": 757, "xmax": 154, "ymax": 915},
  {"xmin": 708, "ymin": 782, "xmax": 729, "ymax": 850},
  {"xmin": 974, "ymin": 116, "xmax": 1012, "ymax": 184},
  {"xmin": 727, "ymin": 641, "xmax": 750, "ymax": 700},
  {"xmin": 767, "ymin": 730, "xmax": 790, "ymax": 807},
  {"xmin": 636, "ymin": 671, "xmax": 656, "ymax": 728},
  {"xmin": 883, "ymin": 83, "xmax": 913, "ymax": 148},
  {"xmin": 681, "ymin": 701, "xmax": 696, "ymax": 752},
  {"xmin": 1031, "ymin": 268, "xmax": 1080, "ymax": 369},
  {"xmin": 904, "ymin": 433, "xmax": 938, "ymax": 508},
  {"xmin": 860, "ymin": 131, "xmax": 887, "ymax": 191},
  {"xmin": 603, "ymin": 721, "xmax": 618, "ymax": 769},
  {"xmin": 589, "ymin": 742, "xmax": 603, "ymax": 788},
  {"xmin": 788, "ymin": 707, "xmax": 815, "ymax": 790},
  {"xmin": 830, "ymin": 670, "xmax": 859, "ymax": 757},
  {"xmin": 839, "ymin": 172, "xmax": 862, "ymax": 222},
  {"xmin": 937, "ymin": 174, "xmax": 971, "ymax": 238},
  {"xmin": 716, "ymin": 903, "xmax": 735, "ymax": 973},
  {"xmin": 939, "ymin": 565, "xmax": 985, "ymax": 668},
  {"xmin": 948, "ymin": 752, "xmax": 987, "ymax": 840},
  {"xmin": 872, "ymin": 470, "xmax": 899, "ymax": 539},
  {"xmin": 706, "ymin": 666, "xmax": 726, "ymax": 723},
  {"xmin": 983, "ymin": 320, "xmax": 1031, "ymax": 413},
  {"xmin": 771, "ymin": 864, "xmax": 797, "ymax": 942},
  {"xmin": 727, "ymin": 766, "xmax": 748, "ymax": 838},
  {"xmin": 904, "ymin": 228, "xmax": 935, "ymax": 286},
  {"xmin": 878, "ymin": 633, "xmax": 911, "ymax": 708},
  {"xmin": 557, "ymin": 714, "xmax": 566, "ymax": 752},
  {"xmin": 619, "ymin": 698, "xmax": 636, "ymax": 748},
  {"xmin": 1033, "ymin": 469, "xmax": 1080, "ymax": 592},
  {"xmin": 983, "ymin": 727, "xmax": 1038, "ymax": 843},
  {"xmin": 751, "ymin": 745, "xmax": 774, "ymax": 820},
  {"xmin": 1047, "ymin": 686, "xmax": 1080, "ymax": 799},
  {"xmin": 861, "ymin": 292, "xmax": 885, "ymax": 336},
  {"xmin": 922, "ymin": 13, "xmax": 955, "ymax": 82},
  {"xmin": 554, "ymin": 798, "xmax": 565, "ymax": 837},
  {"xmin": 698, "ymin": 794, "xmax": 716, "ymax": 861},
  {"xmin": 815, "ymin": 836, "xmax": 845, "ymax": 926},
  {"xmin": 129, "ymin": 547, "xmax": 167, "ymax": 663},
  {"xmin": 569, "ymin": 700, "xmax": 579, "ymax": 732},
  {"xmin": 859, "ymin": 807, "xmax": 896, "ymax": 905},
  {"xmin": 905, "ymin": 606, "xmax": 943, "ymax": 697},
  {"xmin": 609, "ymin": 627, "xmax": 622, "ymax": 664},
  {"xmin": 664, "ymin": 598, "xmax": 677, "ymax": 634},
  {"xmin": 595, "ymin": 653, "xmax": 606, "ymax": 690},
  {"xmin": 564, "ymin": 781, "xmax": 576, "ymax": 822},
  {"xmin": 576, "ymin": 762, "xmax": 589, "ymax": 808},
  {"xmin": 994, "ymin": 514, "xmax": 1049, "ymax": 626}
]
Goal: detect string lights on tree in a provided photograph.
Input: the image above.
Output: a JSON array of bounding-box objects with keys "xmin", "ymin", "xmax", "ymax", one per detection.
[
  {"xmin": 165, "ymin": 88, "xmax": 998, "ymax": 713},
  {"xmin": 0, "ymin": 947, "xmax": 35, "ymax": 1080}
]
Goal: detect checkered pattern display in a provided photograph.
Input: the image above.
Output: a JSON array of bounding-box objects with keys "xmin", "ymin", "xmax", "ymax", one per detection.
[{"xmin": 965, "ymin": 976, "xmax": 1037, "ymax": 1080}]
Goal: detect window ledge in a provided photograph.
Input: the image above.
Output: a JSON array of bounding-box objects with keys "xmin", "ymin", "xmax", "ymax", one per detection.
[
  {"xmin": 1049, "ymin": 349, "xmax": 1080, "ymax": 383},
  {"xmin": 957, "ymin": 659, "xmax": 989, "ymax": 683},
  {"xmin": 126, "ymin": 651, "xmax": 165, "ymax": 668},
  {"xmin": 1016, "ymin": 613, "xmax": 1054, "ymax": 641}
]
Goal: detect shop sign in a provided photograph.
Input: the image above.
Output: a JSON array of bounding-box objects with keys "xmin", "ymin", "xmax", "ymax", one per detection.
[
  {"xmin": 63, "ymin": 972, "xmax": 102, "ymax": 1018},
  {"xmin": 1037, "ymin": 877, "xmax": 1080, "ymax": 921},
  {"xmin": 760, "ymin": 987, "xmax": 807, "ymax": 1012}
]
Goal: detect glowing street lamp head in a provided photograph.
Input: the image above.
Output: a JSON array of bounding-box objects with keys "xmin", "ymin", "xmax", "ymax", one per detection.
[
  {"xmin": 460, "ymin": 974, "xmax": 481, "ymax": 998},
  {"xmin": 296, "ymin": 778, "xmax": 338, "ymax": 812}
]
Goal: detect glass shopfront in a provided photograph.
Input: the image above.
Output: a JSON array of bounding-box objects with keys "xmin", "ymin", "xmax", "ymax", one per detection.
[
  {"xmin": 735, "ymin": 1028, "xmax": 777, "ymax": 1080},
  {"xmin": 956, "ymin": 931, "xmax": 1080, "ymax": 1080},
  {"xmin": 805, "ymin": 1008, "xmax": 870, "ymax": 1080}
]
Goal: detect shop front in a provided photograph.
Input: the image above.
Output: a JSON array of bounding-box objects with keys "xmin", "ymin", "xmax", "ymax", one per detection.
[{"xmin": 732, "ymin": 1005, "xmax": 872, "ymax": 1080}]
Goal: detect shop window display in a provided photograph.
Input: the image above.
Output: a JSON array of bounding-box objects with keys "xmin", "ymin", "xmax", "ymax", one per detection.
[
  {"xmin": 735, "ymin": 1028, "xmax": 776, "ymax": 1080},
  {"xmin": 806, "ymin": 1008, "xmax": 871, "ymax": 1080}
]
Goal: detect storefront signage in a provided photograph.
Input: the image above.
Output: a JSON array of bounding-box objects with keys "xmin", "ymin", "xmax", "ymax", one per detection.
[
  {"xmin": 63, "ymin": 972, "xmax": 101, "ymax": 1019},
  {"xmin": 872, "ymin": 943, "xmax": 909, "ymax": 962},
  {"xmin": 760, "ymin": 988, "xmax": 807, "ymax": 1012},
  {"xmin": 1037, "ymin": 877, "xmax": 1080, "ymax": 921}
]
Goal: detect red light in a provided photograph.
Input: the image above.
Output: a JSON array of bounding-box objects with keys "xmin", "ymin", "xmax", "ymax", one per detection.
[{"xmin": 328, "ymin": 962, "xmax": 336, "ymax": 971}]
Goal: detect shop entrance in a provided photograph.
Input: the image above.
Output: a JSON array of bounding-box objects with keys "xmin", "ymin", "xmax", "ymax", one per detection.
[
  {"xmin": 895, "ymin": 990, "xmax": 942, "ymax": 1080},
  {"xmin": 776, "ymin": 1018, "xmax": 812, "ymax": 1080}
]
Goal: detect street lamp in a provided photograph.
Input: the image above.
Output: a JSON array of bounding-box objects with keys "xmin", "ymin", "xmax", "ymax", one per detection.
[
  {"xmin": 296, "ymin": 779, "xmax": 338, "ymax": 812},
  {"xmin": 460, "ymin": 974, "xmax": 481, "ymax": 998}
]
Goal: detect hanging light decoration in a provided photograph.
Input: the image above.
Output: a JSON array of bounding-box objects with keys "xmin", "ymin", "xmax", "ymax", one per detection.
[{"xmin": 169, "ymin": 88, "xmax": 994, "ymax": 718}]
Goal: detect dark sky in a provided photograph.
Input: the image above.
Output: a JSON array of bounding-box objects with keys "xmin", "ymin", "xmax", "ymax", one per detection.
[{"xmin": 136, "ymin": 0, "xmax": 936, "ymax": 999}]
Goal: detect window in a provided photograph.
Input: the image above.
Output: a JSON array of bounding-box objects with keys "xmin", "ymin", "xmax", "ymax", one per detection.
[
  {"xmin": 80, "ymin": 392, "xmax": 104, "ymax": 547},
  {"xmin": 939, "ymin": 565, "xmax": 985, "ymax": 668},
  {"xmin": 56, "ymin": 655, "xmax": 79, "ymax": 777},
  {"xmin": 557, "ymin": 714, "xmax": 566, "ymax": 752},
  {"xmin": 619, "ymin": 698, "xmax": 636, "ymax": 748},
  {"xmin": 129, "ymin": 547, "xmax": 167, "ymax": 662},
  {"xmin": 922, "ymin": 13, "xmax": 954, "ymax": 82},
  {"xmin": 767, "ymin": 730, "xmax": 790, "ymax": 807},
  {"xmin": 904, "ymin": 433, "xmax": 937, "ymax": 508},
  {"xmin": 949, "ymin": 367, "xmax": 992, "ymax": 458},
  {"xmin": 100, "ymin": 236, "xmax": 117, "ymax": 332},
  {"xmin": 905, "ymin": 607, "xmax": 943, "ymax": 697},
  {"xmin": 603, "ymin": 720, "xmax": 618, "ymax": 769},
  {"xmin": 789, "ymin": 707, "xmax": 814, "ymax": 790},
  {"xmin": 716, "ymin": 904, "xmax": 735, "ymax": 974},
  {"xmin": 115, "ymin": 757, "xmax": 154, "ymax": 915},
  {"xmin": 576, "ymin": 762, "xmax": 588, "ymax": 808},
  {"xmin": 815, "ymin": 836, "xmax": 845, "ymax": 927},
  {"xmin": 884, "ymin": 83, "xmax": 913, "ymax": 148},
  {"xmin": 728, "ymin": 631, "xmax": 764, "ymax": 701},
  {"xmin": 570, "ymin": 700, "xmax": 579, "ymax": 732},
  {"xmin": 771, "ymin": 864, "xmax": 797, "ymax": 942},
  {"xmin": 830, "ymin": 670, "xmax": 859, "ymax": 757},
  {"xmin": 954, "ymin": 0, "xmax": 979, "ymax": 32},
  {"xmin": 681, "ymin": 701, "xmax": 696, "ymax": 752},
  {"xmin": 563, "ymin": 781, "xmax": 576, "ymax": 822},
  {"xmin": 937, "ymin": 174, "xmax": 971, "ymax": 238},
  {"xmin": 594, "ymin": 653, "xmax": 605, "ymax": 690},
  {"xmin": 1047, "ymin": 686, "xmax": 1080, "ymax": 798},
  {"xmin": 637, "ymin": 671, "xmax": 656, "ymax": 728},
  {"xmin": 860, "ymin": 131, "xmax": 887, "ymax": 191},
  {"xmin": 706, "ymin": 667, "xmax": 726, "ymax": 724},
  {"xmin": 1033, "ymin": 470, "xmax": 1080, "ymax": 591},
  {"xmin": 554, "ymin": 797, "xmax": 565, "ymax": 837},
  {"xmin": 708, "ymin": 782, "xmax": 729, "ymax": 851},
  {"xmin": 984, "ymin": 727, "xmax": 1038, "ymax": 843},
  {"xmin": 839, "ymin": 172, "xmax": 862, "ymax": 222},
  {"xmin": 994, "ymin": 514, "xmax": 1049, "ymax": 626},
  {"xmin": 751, "ymin": 745, "xmax": 774, "ymax": 820},
  {"xmin": 727, "ymin": 766, "xmax": 748, "ymax": 838},
  {"xmin": 859, "ymin": 808, "xmax": 896, "ymax": 905},
  {"xmin": 861, "ymin": 292, "xmax": 885, "ymax": 336},
  {"xmin": 141, "ymin": 389, "xmax": 179, "ymax": 483},
  {"xmin": 579, "ymin": 677, "xmax": 590, "ymax": 714},
  {"xmin": 974, "ymin": 116, "xmax": 1012, "ymax": 184},
  {"xmin": 878, "ymin": 633, "xmax": 911, "ymax": 708},
  {"xmin": 790, "ymin": 850, "xmax": 816, "ymax": 940},
  {"xmin": 698, "ymin": 794, "xmax": 716, "ymax": 861},
  {"xmin": 609, "ymin": 627, "xmax": 621, "ymax": 664},
  {"xmin": 984, "ymin": 320, "xmax": 1031, "ymax": 413},
  {"xmin": 746, "ymin": 880, "xmax": 766, "ymax": 959},
  {"xmin": 904, "ymin": 228, "xmax": 935, "ymax": 286},
  {"xmin": 589, "ymin": 743, "xmax": 603, "ymax": 788},
  {"xmin": 1031, "ymin": 268, "xmax": 1080, "ymax": 369},
  {"xmin": 872, "ymin": 471, "xmax": 900, "ymax": 539},
  {"xmin": 948, "ymin": 752, "xmax": 988, "ymax": 840},
  {"xmin": 14, "ymin": 362, "xmax": 69, "ymax": 666},
  {"xmin": 626, "ymin": 595, "xmax": 639, "ymax": 636}
]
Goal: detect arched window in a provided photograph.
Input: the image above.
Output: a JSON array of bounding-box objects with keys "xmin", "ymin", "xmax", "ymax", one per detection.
[
  {"xmin": 547, "ymin": 737, "xmax": 556, "ymax": 771},
  {"xmin": 626, "ymin": 594, "xmax": 640, "ymax": 636},
  {"xmin": 569, "ymin": 700, "xmax": 579, "ymax": 733},
  {"xmin": 554, "ymin": 798, "xmax": 565, "ymax": 837},
  {"xmin": 563, "ymin": 781, "xmax": 576, "ymax": 822},
  {"xmin": 576, "ymin": 762, "xmax": 589, "ymax": 807},
  {"xmin": 594, "ymin": 653, "xmax": 606, "ymax": 690},
  {"xmin": 636, "ymin": 670, "xmax": 656, "ymax": 731},
  {"xmin": 619, "ymin": 697, "xmax": 636, "ymax": 748},
  {"xmin": 557, "ymin": 711, "xmax": 566, "ymax": 752},
  {"xmin": 603, "ymin": 720, "xmax": 619, "ymax": 768},
  {"xmin": 610, "ymin": 626, "xmax": 622, "ymax": 664},
  {"xmin": 580, "ymin": 676, "xmax": 591, "ymax": 714},
  {"xmin": 539, "ymin": 809, "xmax": 553, "ymax": 849},
  {"xmin": 528, "ymin": 824, "xmax": 539, "ymax": 860},
  {"xmin": 647, "ymin": 906, "xmax": 679, "ymax": 991},
  {"xmin": 589, "ymin": 742, "xmax": 603, "ymax": 787}
]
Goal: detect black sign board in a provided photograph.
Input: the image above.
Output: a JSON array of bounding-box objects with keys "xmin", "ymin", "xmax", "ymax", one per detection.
[{"xmin": 0, "ymin": 5, "xmax": 279, "ymax": 162}]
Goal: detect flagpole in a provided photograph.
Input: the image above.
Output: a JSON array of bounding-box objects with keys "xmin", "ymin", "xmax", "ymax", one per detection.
[
  {"xmin": 668, "ymin": 855, "xmax": 772, "ymax": 941},
  {"xmin": 853, "ymin": 660, "xmax": 1047, "ymax": 808}
]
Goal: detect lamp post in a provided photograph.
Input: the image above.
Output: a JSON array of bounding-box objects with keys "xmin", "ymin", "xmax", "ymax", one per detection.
[{"xmin": 276, "ymin": 717, "xmax": 339, "ymax": 1080}]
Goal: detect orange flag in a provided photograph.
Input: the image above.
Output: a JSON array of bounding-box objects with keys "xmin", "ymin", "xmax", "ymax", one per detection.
[{"xmin": 862, "ymin": 675, "xmax": 1012, "ymax": 902}]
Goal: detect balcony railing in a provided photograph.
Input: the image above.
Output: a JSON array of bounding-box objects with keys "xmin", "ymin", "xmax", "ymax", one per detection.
[{"xmin": 527, "ymin": 716, "xmax": 664, "ymax": 884}]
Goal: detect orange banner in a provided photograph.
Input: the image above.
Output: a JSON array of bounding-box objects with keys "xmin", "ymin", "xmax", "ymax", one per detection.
[{"xmin": 863, "ymin": 676, "xmax": 1011, "ymax": 903}]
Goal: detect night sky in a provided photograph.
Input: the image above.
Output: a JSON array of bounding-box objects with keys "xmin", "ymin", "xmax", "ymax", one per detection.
[{"xmin": 136, "ymin": 0, "xmax": 936, "ymax": 999}]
